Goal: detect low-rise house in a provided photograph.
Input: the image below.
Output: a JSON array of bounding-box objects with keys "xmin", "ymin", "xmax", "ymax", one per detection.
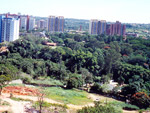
[
  {"xmin": 44, "ymin": 42, "xmax": 57, "ymax": 46},
  {"xmin": 0, "ymin": 46, "xmax": 9, "ymax": 54}
]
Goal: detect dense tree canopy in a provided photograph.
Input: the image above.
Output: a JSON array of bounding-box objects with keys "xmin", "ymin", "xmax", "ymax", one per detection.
[{"xmin": 1, "ymin": 33, "xmax": 150, "ymax": 108}]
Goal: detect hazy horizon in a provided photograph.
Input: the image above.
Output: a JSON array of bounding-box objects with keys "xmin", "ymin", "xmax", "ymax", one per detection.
[{"xmin": 1, "ymin": 0, "xmax": 150, "ymax": 24}]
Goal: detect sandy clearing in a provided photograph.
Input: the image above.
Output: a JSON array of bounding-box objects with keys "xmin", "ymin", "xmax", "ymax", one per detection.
[
  {"xmin": 0, "ymin": 94, "xmax": 31, "ymax": 113},
  {"xmin": 0, "ymin": 93, "xmax": 139, "ymax": 113}
]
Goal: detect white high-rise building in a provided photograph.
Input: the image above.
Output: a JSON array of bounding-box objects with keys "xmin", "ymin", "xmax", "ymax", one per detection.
[
  {"xmin": 1, "ymin": 18, "xmax": 20, "ymax": 42},
  {"xmin": 29, "ymin": 17, "xmax": 35, "ymax": 30},
  {"xmin": 20, "ymin": 16, "xmax": 27, "ymax": 30}
]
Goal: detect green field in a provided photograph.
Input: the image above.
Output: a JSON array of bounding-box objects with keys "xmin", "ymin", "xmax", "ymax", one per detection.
[
  {"xmin": 31, "ymin": 78, "xmax": 64, "ymax": 86},
  {"xmin": 43, "ymin": 87, "xmax": 92, "ymax": 105}
]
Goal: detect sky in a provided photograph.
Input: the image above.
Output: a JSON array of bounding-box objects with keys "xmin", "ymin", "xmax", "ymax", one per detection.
[{"xmin": 0, "ymin": 0, "xmax": 150, "ymax": 23}]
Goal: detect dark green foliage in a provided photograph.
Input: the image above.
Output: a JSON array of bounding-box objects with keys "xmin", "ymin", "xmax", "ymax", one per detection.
[
  {"xmin": 0, "ymin": 64, "xmax": 19, "ymax": 95},
  {"xmin": 1, "ymin": 33, "xmax": 150, "ymax": 108},
  {"xmin": 0, "ymin": 74, "xmax": 11, "ymax": 95},
  {"xmin": 127, "ymin": 54, "xmax": 147, "ymax": 67},
  {"xmin": 79, "ymin": 68, "xmax": 93, "ymax": 84},
  {"xmin": 90, "ymin": 83, "xmax": 112, "ymax": 94},
  {"xmin": 131, "ymin": 92, "xmax": 150, "ymax": 109},
  {"xmin": 90, "ymin": 83, "xmax": 101, "ymax": 92},
  {"xmin": 113, "ymin": 63, "xmax": 150, "ymax": 84},
  {"xmin": 21, "ymin": 76, "xmax": 31, "ymax": 84},
  {"xmin": 120, "ymin": 43, "xmax": 133, "ymax": 55},
  {"xmin": 67, "ymin": 73, "xmax": 83, "ymax": 89},
  {"xmin": 0, "ymin": 64, "xmax": 19, "ymax": 79}
]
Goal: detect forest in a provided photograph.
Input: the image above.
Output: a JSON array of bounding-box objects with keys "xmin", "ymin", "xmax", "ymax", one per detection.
[{"xmin": 0, "ymin": 33, "xmax": 150, "ymax": 109}]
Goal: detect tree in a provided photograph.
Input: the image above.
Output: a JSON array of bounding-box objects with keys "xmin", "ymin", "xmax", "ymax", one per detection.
[
  {"xmin": 0, "ymin": 64, "xmax": 18, "ymax": 79},
  {"xmin": 103, "ymin": 44, "xmax": 121, "ymax": 74},
  {"xmin": 131, "ymin": 92, "xmax": 150, "ymax": 109},
  {"xmin": 38, "ymin": 93, "xmax": 44, "ymax": 113},
  {"xmin": 66, "ymin": 50, "xmax": 93, "ymax": 72},
  {"xmin": 67, "ymin": 74, "xmax": 83, "ymax": 89},
  {"xmin": 113, "ymin": 63, "xmax": 150, "ymax": 84},
  {"xmin": 121, "ymin": 75, "xmax": 147, "ymax": 98},
  {"xmin": 0, "ymin": 74, "xmax": 11, "ymax": 95},
  {"xmin": 120, "ymin": 43, "xmax": 133, "ymax": 55},
  {"xmin": 79, "ymin": 68, "xmax": 93, "ymax": 85}
]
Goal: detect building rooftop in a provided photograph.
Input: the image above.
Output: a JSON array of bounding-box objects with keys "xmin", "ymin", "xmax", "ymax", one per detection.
[{"xmin": 0, "ymin": 46, "xmax": 8, "ymax": 53}]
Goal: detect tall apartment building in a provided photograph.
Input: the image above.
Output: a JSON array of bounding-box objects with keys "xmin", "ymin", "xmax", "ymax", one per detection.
[
  {"xmin": 89, "ymin": 19, "xmax": 98, "ymax": 35},
  {"xmin": 89, "ymin": 19, "xmax": 126, "ymax": 37},
  {"xmin": 29, "ymin": 17, "xmax": 35, "ymax": 31},
  {"xmin": 48, "ymin": 16, "xmax": 64, "ymax": 33},
  {"xmin": 1, "ymin": 17, "xmax": 20, "ymax": 42},
  {"xmin": 37, "ymin": 20, "xmax": 48, "ymax": 30},
  {"xmin": 122, "ymin": 24, "xmax": 126, "ymax": 37},
  {"xmin": 97, "ymin": 20, "xmax": 106, "ymax": 35},
  {"xmin": 89, "ymin": 20, "xmax": 106, "ymax": 35},
  {"xmin": 20, "ymin": 15, "xmax": 34, "ymax": 31},
  {"xmin": 48, "ymin": 16, "xmax": 55, "ymax": 33},
  {"xmin": 39, "ymin": 20, "xmax": 45, "ymax": 29},
  {"xmin": 20, "ymin": 16, "xmax": 27, "ymax": 30},
  {"xmin": 0, "ymin": 15, "xmax": 5, "ymax": 43},
  {"xmin": 106, "ymin": 21, "xmax": 126, "ymax": 36}
]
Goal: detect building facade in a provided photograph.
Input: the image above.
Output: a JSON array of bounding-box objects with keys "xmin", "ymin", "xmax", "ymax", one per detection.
[
  {"xmin": 37, "ymin": 20, "xmax": 48, "ymax": 30},
  {"xmin": 89, "ymin": 19, "xmax": 106, "ymax": 35},
  {"xmin": 0, "ymin": 15, "xmax": 5, "ymax": 43},
  {"xmin": 106, "ymin": 21, "xmax": 126, "ymax": 37},
  {"xmin": 97, "ymin": 20, "xmax": 106, "ymax": 35},
  {"xmin": 20, "ymin": 16, "xmax": 27, "ymax": 30},
  {"xmin": 89, "ymin": 19, "xmax": 98, "ymax": 35},
  {"xmin": 57, "ymin": 16, "xmax": 64, "ymax": 32},
  {"xmin": 29, "ymin": 17, "xmax": 35, "ymax": 31},
  {"xmin": 1, "ymin": 17, "xmax": 20, "ymax": 42},
  {"xmin": 19, "ymin": 15, "xmax": 31, "ymax": 31},
  {"xmin": 48, "ymin": 16, "xmax": 64, "ymax": 33}
]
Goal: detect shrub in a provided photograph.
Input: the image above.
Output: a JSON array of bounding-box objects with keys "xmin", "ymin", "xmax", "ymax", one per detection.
[
  {"xmin": 131, "ymin": 92, "xmax": 150, "ymax": 109},
  {"xmin": 21, "ymin": 76, "xmax": 31, "ymax": 84},
  {"xmin": 90, "ymin": 82, "xmax": 101, "ymax": 92},
  {"xmin": 66, "ymin": 74, "xmax": 83, "ymax": 89},
  {"xmin": 90, "ymin": 83, "xmax": 112, "ymax": 94},
  {"xmin": 78, "ymin": 101, "xmax": 123, "ymax": 113},
  {"xmin": 109, "ymin": 101, "xmax": 139, "ymax": 110},
  {"xmin": 100, "ymin": 84, "xmax": 112, "ymax": 94}
]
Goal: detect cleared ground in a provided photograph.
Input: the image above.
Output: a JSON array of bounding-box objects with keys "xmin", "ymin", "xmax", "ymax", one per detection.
[{"xmin": 0, "ymin": 85, "xmax": 139, "ymax": 113}]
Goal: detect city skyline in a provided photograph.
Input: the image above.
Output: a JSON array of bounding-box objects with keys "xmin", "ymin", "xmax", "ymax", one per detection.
[{"xmin": 0, "ymin": 0, "xmax": 150, "ymax": 24}]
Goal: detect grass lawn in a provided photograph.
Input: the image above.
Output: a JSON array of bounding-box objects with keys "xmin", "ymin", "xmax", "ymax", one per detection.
[
  {"xmin": 43, "ymin": 87, "xmax": 92, "ymax": 105},
  {"xmin": 98, "ymin": 95, "xmax": 116, "ymax": 103}
]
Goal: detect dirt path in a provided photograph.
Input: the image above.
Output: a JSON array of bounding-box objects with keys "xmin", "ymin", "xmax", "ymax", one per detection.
[
  {"xmin": 89, "ymin": 94, "xmax": 138, "ymax": 113},
  {"xmin": 14, "ymin": 94, "xmax": 94, "ymax": 109},
  {"xmin": 0, "ymin": 93, "xmax": 139, "ymax": 113},
  {"xmin": 0, "ymin": 106, "xmax": 10, "ymax": 112},
  {"xmin": 0, "ymin": 94, "xmax": 31, "ymax": 113},
  {"xmin": 123, "ymin": 110, "xmax": 139, "ymax": 113},
  {"xmin": 0, "ymin": 93, "xmax": 94, "ymax": 112},
  {"xmin": 3, "ymin": 98, "xmax": 30, "ymax": 113}
]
